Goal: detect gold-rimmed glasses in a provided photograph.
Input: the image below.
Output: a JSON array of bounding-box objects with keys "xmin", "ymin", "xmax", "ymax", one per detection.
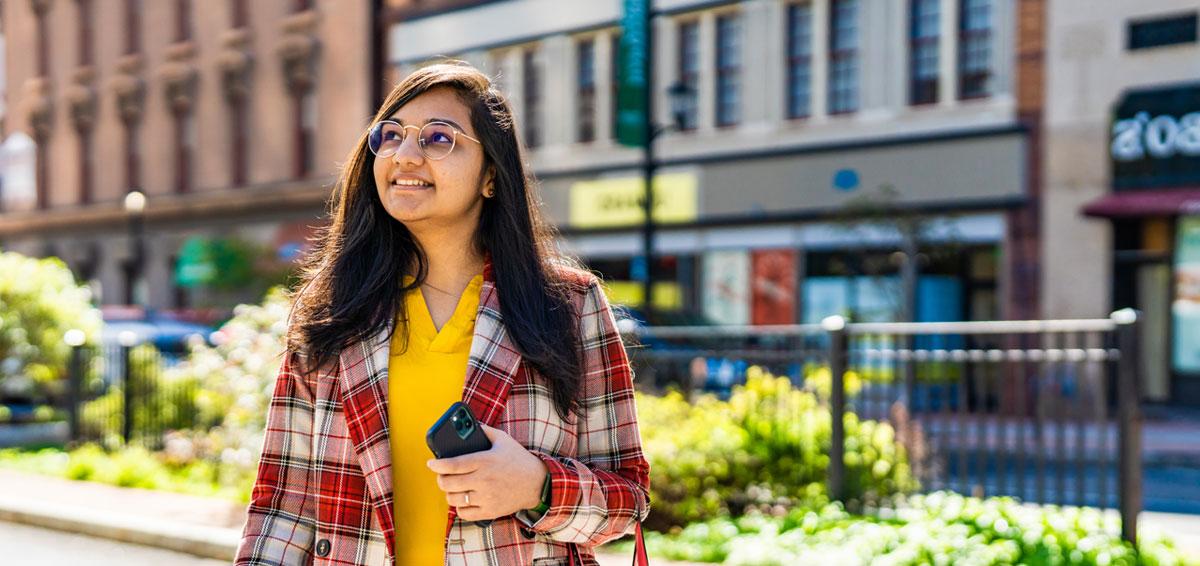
[{"xmin": 367, "ymin": 120, "xmax": 481, "ymax": 161}]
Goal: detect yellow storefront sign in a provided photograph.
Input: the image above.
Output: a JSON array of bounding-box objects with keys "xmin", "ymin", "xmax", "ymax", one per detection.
[
  {"xmin": 603, "ymin": 281, "xmax": 683, "ymax": 310},
  {"xmin": 569, "ymin": 173, "xmax": 698, "ymax": 228}
]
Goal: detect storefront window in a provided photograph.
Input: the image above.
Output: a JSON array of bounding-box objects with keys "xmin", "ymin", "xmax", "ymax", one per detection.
[{"xmin": 1173, "ymin": 216, "xmax": 1200, "ymax": 372}]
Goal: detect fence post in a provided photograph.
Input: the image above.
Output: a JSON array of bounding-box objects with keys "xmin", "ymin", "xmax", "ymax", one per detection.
[
  {"xmin": 62, "ymin": 330, "xmax": 87, "ymax": 444},
  {"xmin": 1113, "ymin": 309, "xmax": 1142, "ymax": 548},
  {"xmin": 121, "ymin": 343, "xmax": 134, "ymax": 446},
  {"xmin": 823, "ymin": 315, "xmax": 848, "ymax": 503}
]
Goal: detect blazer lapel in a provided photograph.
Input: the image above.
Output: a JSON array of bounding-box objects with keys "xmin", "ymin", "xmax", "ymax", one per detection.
[
  {"xmin": 337, "ymin": 321, "xmax": 396, "ymax": 558},
  {"xmin": 461, "ymin": 269, "xmax": 523, "ymax": 428}
]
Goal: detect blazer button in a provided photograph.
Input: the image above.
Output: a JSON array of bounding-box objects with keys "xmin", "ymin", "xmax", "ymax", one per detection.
[
  {"xmin": 315, "ymin": 538, "xmax": 331, "ymax": 557},
  {"xmin": 520, "ymin": 527, "xmax": 536, "ymax": 540}
]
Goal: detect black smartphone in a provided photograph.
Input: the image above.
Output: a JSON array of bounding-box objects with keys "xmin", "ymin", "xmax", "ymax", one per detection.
[{"xmin": 426, "ymin": 401, "xmax": 492, "ymax": 459}]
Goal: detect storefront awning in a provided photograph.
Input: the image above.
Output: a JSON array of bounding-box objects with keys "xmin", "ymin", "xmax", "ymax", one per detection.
[{"xmin": 1082, "ymin": 188, "xmax": 1200, "ymax": 218}]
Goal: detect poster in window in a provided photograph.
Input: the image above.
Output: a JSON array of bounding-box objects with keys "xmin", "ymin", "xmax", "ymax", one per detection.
[
  {"xmin": 1174, "ymin": 216, "xmax": 1200, "ymax": 372},
  {"xmin": 751, "ymin": 249, "xmax": 797, "ymax": 325},
  {"xmin": 703, "ymin": 250, "xmax": 750, "ymax": 325}
]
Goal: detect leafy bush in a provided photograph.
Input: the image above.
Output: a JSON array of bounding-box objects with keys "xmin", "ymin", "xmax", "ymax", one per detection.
[
  {"xmin": 638, "ymin": 366, "xmax": 917, "ymax": 530},
  {"xmin": 78, "ymin": 344, "xmax": 203, "ymax": 447},
  {"xmin": 612, "ymin": 492, "xmax": 1195, "ymax": 566},
  {"xmin": 151, "ymin": 286, "xmax": 291, "ymax": 482},
  {"xmin": 0, "ymin": 444, "xmax": 254, "ymax": 502},
  {"xmin": 0, "ymin": 252, "xmax": 102, "ymax": 401}
]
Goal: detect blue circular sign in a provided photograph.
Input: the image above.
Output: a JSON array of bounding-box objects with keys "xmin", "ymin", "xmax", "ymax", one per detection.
[{"xmin": 833, "ymin": 169, "xmax": 860, "ymax": 192}]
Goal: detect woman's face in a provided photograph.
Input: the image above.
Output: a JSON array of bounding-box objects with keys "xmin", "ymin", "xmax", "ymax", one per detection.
[{"xmin": 372, "ymin": 87, "xmax": 492, "ymax": 234}]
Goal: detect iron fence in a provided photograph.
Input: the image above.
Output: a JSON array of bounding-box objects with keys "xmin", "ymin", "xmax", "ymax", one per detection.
[
  {"xmin": 625, "ymin": 310, "xmax": 1143, "ymax": 545},
  {"xmin": 63, "ymin": 341, "xmax": 202, "ymax": 451}
]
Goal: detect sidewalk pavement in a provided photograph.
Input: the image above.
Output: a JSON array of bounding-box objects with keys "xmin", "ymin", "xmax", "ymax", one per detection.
[{"xmin": 0, "ymin": 469, "xmax": 698, "ymax": 565}]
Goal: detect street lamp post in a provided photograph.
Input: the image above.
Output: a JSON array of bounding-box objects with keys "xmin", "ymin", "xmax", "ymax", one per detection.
[
  {"xmin": 639, "ymin": 68, "xmax": 696, "ymax": 324},
  {"xmin": 123, "ymin": 189, "xmax": 146, "ymax": 307}
]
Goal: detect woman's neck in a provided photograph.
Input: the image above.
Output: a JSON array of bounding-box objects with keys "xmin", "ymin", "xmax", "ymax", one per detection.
[{"xmin": 410, "ymin": 224, "xmax": 485, "ymax": 296}]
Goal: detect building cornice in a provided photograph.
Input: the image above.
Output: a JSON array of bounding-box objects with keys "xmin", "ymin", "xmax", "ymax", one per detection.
[{"xmin": 0, "ymin": 178, "xmax": 336, "ymax": 236}]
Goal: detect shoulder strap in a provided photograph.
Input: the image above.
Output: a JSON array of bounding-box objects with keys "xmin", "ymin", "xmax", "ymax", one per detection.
[{"xmin": 569, "ymin": 522, "xmax": 647, "ymax": 566}]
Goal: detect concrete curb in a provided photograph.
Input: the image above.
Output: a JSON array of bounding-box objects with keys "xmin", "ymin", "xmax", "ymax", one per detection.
[{"xmin": 0, "ymin": 493, "xmax": 239, "ymax": 561}]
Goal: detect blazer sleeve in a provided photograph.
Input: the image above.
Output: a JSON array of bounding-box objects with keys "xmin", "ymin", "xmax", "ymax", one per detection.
[
  {"xmin": 234, "ymin": 351, "xmax": 319, "ymax": 565},
  {"xmin": 518, "ymin": 279, "xmax": 651, "ymax": 546}
]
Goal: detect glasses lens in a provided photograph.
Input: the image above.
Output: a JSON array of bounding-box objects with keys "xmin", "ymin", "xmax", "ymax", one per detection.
[
  {"xmin": 419, "ymin": 123, "xmax": 457, "ymax": 160},
  {"xmin": 368, "ymin": 122, "xmax": 404, "ymax": 156}
]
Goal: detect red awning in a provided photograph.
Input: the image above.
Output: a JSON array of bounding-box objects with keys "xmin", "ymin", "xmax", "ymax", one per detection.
[{"xmin": 1082, "ymin": 188, "xmax": 1200, "ymax": 218}]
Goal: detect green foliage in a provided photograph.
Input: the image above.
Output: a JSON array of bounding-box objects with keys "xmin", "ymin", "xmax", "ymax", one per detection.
[
  {"xmin": 0, "ymin": 444, "xmax": 254, "ymax": 502},
  {"xmin": 0, "ymin": 251, "xmax": 102, "ymax": 400},
  {"xmin": 638, "ymin": 366, "xmax": 917, "ymax": 530},
  {"xmin": 79, "ymin": 344, "xmax": 200, "ymax": 447},
  {"xmin": 609, "ymin": 492, "xmax": 1196, "ymax": 566},
  {"xmin": 151, "ymin": 286, "xmax": 292, "ymax": 483}
]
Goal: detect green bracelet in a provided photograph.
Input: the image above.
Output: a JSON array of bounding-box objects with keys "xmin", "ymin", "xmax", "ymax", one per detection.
[{"xmin": 531, "ymin": 472, "xmax": 551, "ymax": 514}]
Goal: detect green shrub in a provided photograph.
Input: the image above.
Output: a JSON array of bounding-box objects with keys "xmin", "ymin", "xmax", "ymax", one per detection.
[
  {"xmin": 639, "ymin": 366, "xmax": 917, "ymax": 530},
  {"xmin": 0, "ymin": 444, "xmax": 254, "ymax": 502},
  {"xmin": 0, "ymin": 251, "xmax": 102, "ymax": 401},
  {"xmin": 78, "ymin": 344, "xmax": 200, "ymax": 447},
  {"xmin": 611, "ymin": 492, "xmax": 1196, "ymax": 566}
]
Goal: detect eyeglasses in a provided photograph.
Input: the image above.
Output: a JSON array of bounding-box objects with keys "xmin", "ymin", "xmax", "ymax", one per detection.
[{"xmin": 367, "ymin": 120, "xmax": 481, "ymax": 161}]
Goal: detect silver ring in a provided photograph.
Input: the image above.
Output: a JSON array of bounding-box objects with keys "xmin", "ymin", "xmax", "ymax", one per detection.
[{"xmin": 464, "ymin": 492, "xmax": 470, "ymax": 506}]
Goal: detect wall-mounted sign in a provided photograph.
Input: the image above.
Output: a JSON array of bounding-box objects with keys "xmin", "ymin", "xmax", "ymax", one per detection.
[
  {"xmin": 569, "ymin": 173, "xmax": 698, "ymax": 228},
  {"xmin": 1111, "ymin": 83, "xmax": 1200, "ymax": 191}
]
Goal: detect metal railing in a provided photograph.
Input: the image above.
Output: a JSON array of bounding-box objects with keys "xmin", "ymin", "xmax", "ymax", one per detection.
[
  {"xmin": 624, "ymin": 309, "xmax": 1143, "ymax": 545},
  {"xmin": 63, "ymin": 341, "xmax": 201, "ymax": 450}
]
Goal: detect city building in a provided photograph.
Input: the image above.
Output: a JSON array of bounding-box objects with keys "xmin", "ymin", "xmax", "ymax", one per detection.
[
  {"xmin": 0, "ymin": 0, "xmax": 377, "ymax": 312},
  {"xmin": 385, "ymin": 0, "xmax": 1043, "ymax": 326},
  {"xmin": 1044, "ymin": 1, "xmax": 1200, "ymax": 404}
]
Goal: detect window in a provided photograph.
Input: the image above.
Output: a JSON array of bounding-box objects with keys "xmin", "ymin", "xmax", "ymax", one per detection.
[
  {"xmin": 522, "ymin": 49, "xmax": 541, "ymax": 149},
  {"xmin": 677, "ymin": 20, "xmax": 700, "ymax": 130},
  {"xmin": 79, "ymin": 131, "xmax": 93, "ymax": 204},
  {"xmin": 295, "ymin": 91, "xmax": 316, "ymax": 178},
  {"xmin": 1128, "ymin": 13, "xmax": 1198, "ymax": 50},
  {"xmin": 577, "ymin": 39, "xmax": 596, "ymax": 143},
  {"xmin": 611, "ymin": 33, "xmax": 622, "ymax": 140},
  {"xmin": 828, "ymin": 0, "xmax": 859, "ymax": 114},
  {"xmin": 958, "ymin": 0, "xmax": 992, "ymax": 99},
  {"xmin": 177, "ymin": 0, "xmax": 192, "ymax": 42},
  {"xmin": 786, "ymin": 3, "xmax": 813, "ymax": 119},
  {"xmin": 126, "ymin": 0, "xmax": 142, "ymax": 55},
  {"xmin": 231, "ymin": 99, "xmax": 248, "ymax": 186},
  {"xmin": 910, "ymin": 0, "xmax": 939, "ymax": 105},
  {"xmin": 715, "ymin": 14, "xmax": 742, "ymax": 127},
  {"xmin": 126, "ymin": 123, "xmax": 141, "ymax": 191},
  {"xmin": 78, "ymin": 0, "xmax": 94, "ymax": 66},
  {"xmin": 175, "ymin": 112, "xmax": 195, "ymax": 193},
  {"xmin": 231, "ymin": 0, "xmax": 248, "ymax": 28}
]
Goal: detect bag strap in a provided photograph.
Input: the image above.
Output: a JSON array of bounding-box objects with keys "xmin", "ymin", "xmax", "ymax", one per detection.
[{"xmin": 569, "ymin": 522, "xmax": 647, "ymax": 566}]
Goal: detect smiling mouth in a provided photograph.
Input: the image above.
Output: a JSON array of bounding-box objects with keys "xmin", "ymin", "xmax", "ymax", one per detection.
[{"xmin": 391, "ymin": 180, "xmax": 434, "ymax": 189}]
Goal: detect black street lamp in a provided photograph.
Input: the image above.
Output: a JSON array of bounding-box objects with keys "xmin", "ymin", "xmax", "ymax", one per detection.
[
  {"xmin": 640, "ymin": 76, "xmax": 696, "ymax": 325},
  {"xmin": 123, "ymin": 189, "xmax": 146, "ymax": 307}
]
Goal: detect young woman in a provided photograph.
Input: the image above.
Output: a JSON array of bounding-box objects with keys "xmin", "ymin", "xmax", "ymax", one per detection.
[{"xmin": 234, "ymin": 62, "xmax": 649, "ymax": 566}]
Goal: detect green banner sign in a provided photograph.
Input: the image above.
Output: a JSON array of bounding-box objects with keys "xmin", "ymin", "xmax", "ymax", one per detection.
[
  {"xmin": 616, "ymin": 0, "xmax": 649, "ymax": 147},
  {"xmin": 175, "ymin": 236, "xmax": 216, "ymax": 288}
]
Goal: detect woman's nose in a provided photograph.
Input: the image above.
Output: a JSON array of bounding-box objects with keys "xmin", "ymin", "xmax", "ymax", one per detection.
[{"xmin": 391, "ymin": 132, "xmax": 424, "ymax": 165}]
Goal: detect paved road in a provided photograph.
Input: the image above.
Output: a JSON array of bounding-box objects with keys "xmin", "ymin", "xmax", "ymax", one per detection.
[{"xmin": 0, "ymin": 520, "xmax": 229, "ymax": 566}]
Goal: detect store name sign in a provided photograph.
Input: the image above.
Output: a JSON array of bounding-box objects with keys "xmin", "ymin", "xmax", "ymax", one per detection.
[
  {"xmin": 1111, "ymin": 111, "xmax": 1200, "ymax": 161},
  {"xmin": 1111, "ymin": 83, "xmax": 1200, "ymax": 191},
  {"xmin": 569, "ymin": 173, "xmax": 698, "ymax": 228}
]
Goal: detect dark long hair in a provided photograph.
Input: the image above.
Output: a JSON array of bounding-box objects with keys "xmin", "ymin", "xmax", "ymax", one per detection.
[{"xmin": 287, "ymin": 61, "xmax": 584, "ymax": 419}]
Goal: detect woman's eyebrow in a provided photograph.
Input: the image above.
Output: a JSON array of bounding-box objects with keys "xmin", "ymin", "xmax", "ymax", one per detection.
[{"xmin": 393, "ymin": 117, "xmax": 470, "ymax": 132}]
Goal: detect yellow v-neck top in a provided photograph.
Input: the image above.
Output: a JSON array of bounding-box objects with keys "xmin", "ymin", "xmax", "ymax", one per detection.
[{"xmin": 389, "ymin": 274, "xmax": 483, "ymax": 564}]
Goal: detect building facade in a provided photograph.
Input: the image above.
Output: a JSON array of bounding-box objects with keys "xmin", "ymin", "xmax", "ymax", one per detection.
[
  {"xmin": 0, "ymin": 0, "xmax": 375, "ymax": 312},
  {"xmin": 387, "ymin": 0, "xmax": 1042, "ymax": 327},
  {"xmin": 1044, "ymin": 1, "xmax": 1200, "ymax": 404}
]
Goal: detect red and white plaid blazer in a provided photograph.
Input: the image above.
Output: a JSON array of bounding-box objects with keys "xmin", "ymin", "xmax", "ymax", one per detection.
[{"xmin": 235, "ymin": 265, "xmax": 650, "ymax": 565}]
